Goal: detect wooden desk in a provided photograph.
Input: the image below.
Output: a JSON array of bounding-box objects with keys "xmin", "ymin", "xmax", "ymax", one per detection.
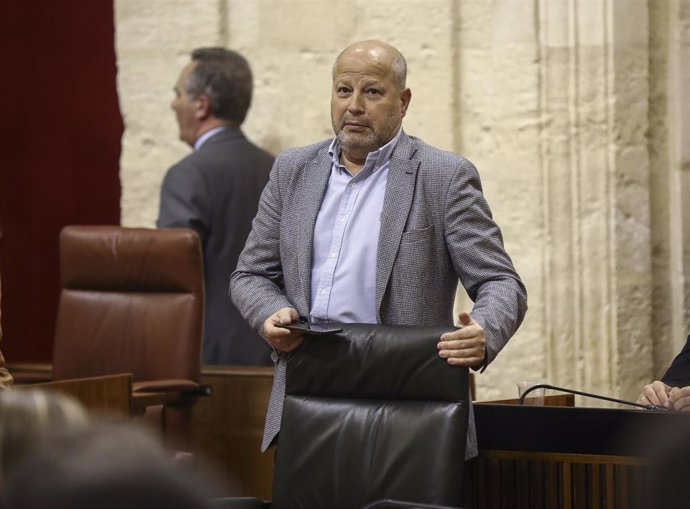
[
  {"xmin": 463, "ymin": 401, "xmax": 690, "ymax": 509},
  {"xmin": 16, "ymin": 373, "xmax": 132, "ymax": 417},
  {"xmin": 191, "ymin": 365, "xmax": 274, "ymax": 499}
]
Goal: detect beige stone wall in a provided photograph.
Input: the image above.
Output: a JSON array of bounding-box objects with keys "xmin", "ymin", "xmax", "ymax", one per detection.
[{"xmin": 115, "ymin": 0, "xmax": 690, "ymax": 402}]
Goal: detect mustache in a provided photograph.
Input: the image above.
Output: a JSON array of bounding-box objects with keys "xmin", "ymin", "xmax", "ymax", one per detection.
[{"xmin": 340, "ymin": 118, "xmax": 370, "ymax": 128}]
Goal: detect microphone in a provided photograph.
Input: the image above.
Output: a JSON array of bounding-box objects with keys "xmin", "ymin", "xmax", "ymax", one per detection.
[{"xmin": 518, "ymin": 383, "xmax": 667, "ymax": 411}]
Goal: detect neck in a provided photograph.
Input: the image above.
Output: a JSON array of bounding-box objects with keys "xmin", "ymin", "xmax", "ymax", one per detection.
[
  {"xmin": 339, "ymin": 151, "xmax": 367, "ymax": 175},
  {"xmin": 195, "ymin": 119, "xmax": 231, "ymax": 140}
]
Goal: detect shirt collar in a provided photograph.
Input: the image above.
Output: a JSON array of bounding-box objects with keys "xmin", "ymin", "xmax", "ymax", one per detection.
[
  {"xmin": 328, "ymin": 128, "xmax": 403, "ymax": 175},
  {"xmin": 194, "ymin": 126, "xmax": 227, "ymax": 151}
]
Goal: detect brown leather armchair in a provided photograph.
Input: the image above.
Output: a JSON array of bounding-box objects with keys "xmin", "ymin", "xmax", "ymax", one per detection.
[{"xmin": 51, "ymin": 225, "xmax": 208, "ymax": 449}]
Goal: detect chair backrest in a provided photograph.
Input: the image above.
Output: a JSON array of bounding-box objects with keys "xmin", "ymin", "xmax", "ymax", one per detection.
[
  {"xmin": 52, "ymin": 226, "xmax": 204, "ymax": 384},
  {"xmin": 272, "ymin": 324, "xmax": 469, "ymax": 509}
]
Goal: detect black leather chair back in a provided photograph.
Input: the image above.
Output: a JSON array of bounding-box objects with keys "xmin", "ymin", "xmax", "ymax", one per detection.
[{"xmin": 272, "ymin": 324, "xmax": 469, "ymax": 509}]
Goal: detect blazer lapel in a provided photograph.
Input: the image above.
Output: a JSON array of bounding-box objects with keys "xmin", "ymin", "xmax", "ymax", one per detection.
[
  {"xmin": 297, "ymin": 149, "xmax": 332, "ymax": 313},
  {"xmin": 376, "ymin": 134, "xmax": 420, "ymax": 319}
]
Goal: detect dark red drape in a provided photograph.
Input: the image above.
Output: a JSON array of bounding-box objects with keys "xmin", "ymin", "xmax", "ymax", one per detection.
[{"xmin": 0, "ymin": 0, "xmax": 123, "ymax": 362}]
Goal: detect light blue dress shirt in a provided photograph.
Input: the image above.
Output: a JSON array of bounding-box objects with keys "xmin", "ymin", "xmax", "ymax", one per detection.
[
  {"xmin": 309, "ymin": 129, "xmax": 402, "ymax": 323},
  {"xmin": 194, "ymin": 126, "xmax": 226, "ymax": 150}
]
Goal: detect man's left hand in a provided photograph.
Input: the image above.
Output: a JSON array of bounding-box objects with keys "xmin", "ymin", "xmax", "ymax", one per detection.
[
  {"xmin": 668, "ymin": 386, "xmax": 690, "ymax": 411},
  {"xmin": 437, "ymin": 311, "xmax": 486, "ymax": 368}
]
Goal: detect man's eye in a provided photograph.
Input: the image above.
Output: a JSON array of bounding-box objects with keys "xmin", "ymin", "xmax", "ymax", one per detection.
[
  {"xmin": 337, "ymin": 87, "xmax": 351, "ymax": 94},
  {"xmin": 366, "ymin": 89, "xmax": 381, "ymax": 96}
]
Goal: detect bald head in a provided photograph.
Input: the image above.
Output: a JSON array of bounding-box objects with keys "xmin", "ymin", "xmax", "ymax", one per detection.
[
  {"xmin": 330, "ymin": 39, "xmax": 412, "ymax": 170},
  {"xmin": 332, "ymin": 40, "xmax": 407, "ymax": 90}
]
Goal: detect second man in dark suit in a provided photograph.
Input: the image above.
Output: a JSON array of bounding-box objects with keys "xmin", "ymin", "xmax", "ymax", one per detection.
[{"xmin": 158, "ymin": 47, "xmax": 274, "ymax": 365}]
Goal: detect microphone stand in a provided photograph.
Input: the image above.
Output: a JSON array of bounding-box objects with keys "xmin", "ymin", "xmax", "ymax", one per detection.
[{"xmin": 517, "ymin": 383, "xmax": 667, "ymax": 411}]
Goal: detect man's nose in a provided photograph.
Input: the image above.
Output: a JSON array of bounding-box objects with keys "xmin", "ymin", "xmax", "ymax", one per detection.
[{"xmin": 347, "ymin": 92, "xmax": 365, "ymax": 114}]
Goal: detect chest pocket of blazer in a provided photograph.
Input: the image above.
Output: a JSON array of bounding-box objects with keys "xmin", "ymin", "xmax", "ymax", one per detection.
[{"xmin": 401, "ymin": 225, "xmax": 432, "ymax": 244}]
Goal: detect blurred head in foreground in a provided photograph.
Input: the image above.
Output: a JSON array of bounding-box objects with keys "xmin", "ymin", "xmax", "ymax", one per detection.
[{"xmin": 2, "ymin": 419, "xmax": 212, "ymax": 509}]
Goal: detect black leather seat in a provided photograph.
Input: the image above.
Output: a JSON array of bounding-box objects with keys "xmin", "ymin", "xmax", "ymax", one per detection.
[{"xmin": 216, "ymin": 324, "xmax": 469, "ymax": 509}]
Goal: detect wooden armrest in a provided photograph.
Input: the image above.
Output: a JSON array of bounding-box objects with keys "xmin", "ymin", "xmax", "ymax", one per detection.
[
  {"xmin": 130, "ymin": 380, "xmax": 211, "ymax": 416},
  {"xmin": 15, "ymin": 374, "xmax": 132, "ymax": 417},
  {"xmin": 6, "ymin": 363, "xmax": 53, "ymax": 384},
  {"xmin": 131, "ymin": 389, "xmax": 203, "ymax": 415},
  {"xmin": 132, "ymin": 379, "xmax": 200, "ymax": 393}
]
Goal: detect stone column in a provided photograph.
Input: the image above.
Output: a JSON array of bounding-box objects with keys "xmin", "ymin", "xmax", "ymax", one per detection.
[
  {"xmin": 538, "ymin": 0, "xmax": 651, "ymax": 400},
  {"xmin": 667, "ymin": 0, "xmax": 690, "ymax": 356},
  {"xmin": 453, "ymin": 0, "xmax": 546, "ymax": 400},
  {"xmin": 457, "ymin": 0, "xmax": 653, "ymax": 401}
]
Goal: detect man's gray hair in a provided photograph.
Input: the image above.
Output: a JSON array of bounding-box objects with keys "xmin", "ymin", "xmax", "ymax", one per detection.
[{"xmin": 186, "ymin": 47, "xmax": 253, "ymax": 124}]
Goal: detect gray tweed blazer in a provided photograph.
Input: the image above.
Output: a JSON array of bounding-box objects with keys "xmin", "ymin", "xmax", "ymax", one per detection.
[{"xmin": 230, "ymin": 131, "xmax": 527, "ymax": 457}]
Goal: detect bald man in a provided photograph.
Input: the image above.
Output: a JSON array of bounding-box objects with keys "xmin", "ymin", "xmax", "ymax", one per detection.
[{"xmin": 231, "ymin": 40, "xmax": 527, "ymax": 458}]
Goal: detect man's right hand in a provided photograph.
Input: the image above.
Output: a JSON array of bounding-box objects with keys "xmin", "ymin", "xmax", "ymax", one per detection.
[{"xmin": 263, "ymin": 307, "xmax": 304, "ymax": 352}]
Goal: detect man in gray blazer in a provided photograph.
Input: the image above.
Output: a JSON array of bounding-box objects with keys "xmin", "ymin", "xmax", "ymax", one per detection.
[
  {"xmin": 158, "ymin": 48, "xmax": 274, "ymax": 365},
  {"xmin": 231, "ymin": 40, "xmax": 527, "ymax": 457}
]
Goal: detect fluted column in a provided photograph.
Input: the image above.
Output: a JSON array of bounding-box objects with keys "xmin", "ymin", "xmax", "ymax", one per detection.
[{"xmin": 537, "ymin": 0, "xmax": 651, "ymax": 399}]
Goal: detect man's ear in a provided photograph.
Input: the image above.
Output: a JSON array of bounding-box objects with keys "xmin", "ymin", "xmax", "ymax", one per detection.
[
  {"xmin": 195, "ymin": 95, "xmax": 212, "ymax": 120},
  {"xmin": 400, "ymin": 88, "xmax": 412, "ymax": 117}
]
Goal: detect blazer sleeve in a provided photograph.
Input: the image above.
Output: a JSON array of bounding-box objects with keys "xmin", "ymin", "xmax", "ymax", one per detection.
[
  {"xmin": 157, "ymin": 161, "xmax": 210, "ymax": 245},
  {"xmin": 662, "ymin": 335, "xmax": 690, "ymax": 387},
  {"xmin": 230, "ymin": 156, "xmax": 295, "ymax": 333},
  {"xmin": 444, "ymin": 157, "xmax": 528, "ymax": 366}
]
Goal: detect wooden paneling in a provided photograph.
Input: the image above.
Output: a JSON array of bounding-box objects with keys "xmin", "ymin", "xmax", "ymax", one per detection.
[
  {"xmin": 463, "ymin": 451, "xmax": 647, "ymax": 509},
  {"xmin": 190, "ymin": 366, "xmax": 274, "ymax": 499},
  {"xmin": 460, "ymin": 399, "xmax": 689, "ymax": 509},
  {"xmin": 16, "ymin": 373, "xmax": 132, "ymax": 418}
]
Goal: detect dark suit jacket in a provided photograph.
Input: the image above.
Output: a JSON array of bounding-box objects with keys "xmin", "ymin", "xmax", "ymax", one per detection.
[
  {"xmin": 158, "ymin": 127, "xmax": 274, "ymax": 365},
  {"xmin": 662, "ymin": 335, "xmax": 690, "ymax": 387},
  {"xmin": 231, "ymin": 131, "xmax": 528, "ymax": 455}
]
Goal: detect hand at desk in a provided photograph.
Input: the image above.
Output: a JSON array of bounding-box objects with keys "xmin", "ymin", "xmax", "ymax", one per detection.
[
  {"xmin": 637, "ymin": 381, "xmax": 690, "ymax": 411},
  {"xmin": 668, "ymin": 386, "xmax": 690, "ymax": 411}
]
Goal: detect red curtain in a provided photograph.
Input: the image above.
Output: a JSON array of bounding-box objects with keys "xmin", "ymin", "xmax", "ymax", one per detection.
[{"xmin": 0, "ymin": 0, "xmax": 123, "ymax": 362}]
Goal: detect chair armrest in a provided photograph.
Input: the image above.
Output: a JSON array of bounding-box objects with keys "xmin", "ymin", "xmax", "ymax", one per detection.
[
  {"xmin": 130, "ymin": 380, "xmax": 212, "ymax": 415},
  {"xmin": 6, "ymin": 363, "xmax": 53, "ymax": 384},
  {"xmin": 210, "ymin": 497, "xmax": 271, "ymax": 509},
  {"xmin": 132, "ymin": 379, "xmax": 200, "ymax": 393}
]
